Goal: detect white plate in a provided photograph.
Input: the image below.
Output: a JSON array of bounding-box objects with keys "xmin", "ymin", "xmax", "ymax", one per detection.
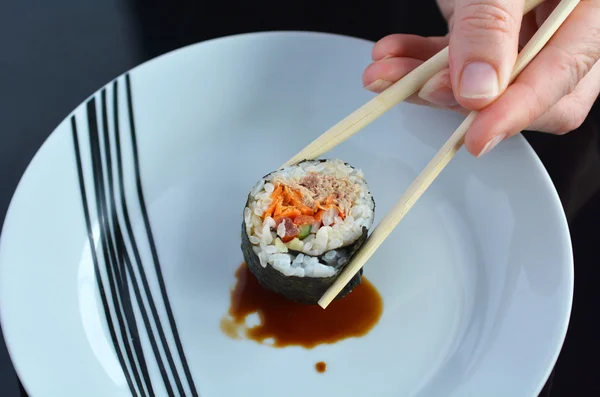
[{"xmin": 0, "ymin": 31, "xmax": 573, "ymax": 397}]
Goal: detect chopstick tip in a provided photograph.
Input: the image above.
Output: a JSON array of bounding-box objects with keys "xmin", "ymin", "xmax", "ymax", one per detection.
[{"xmin": 317, "ymin": 297, "xmax": 330, "ymax": 309}]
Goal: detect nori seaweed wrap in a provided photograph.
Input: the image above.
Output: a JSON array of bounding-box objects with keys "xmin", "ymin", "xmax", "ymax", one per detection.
[{"xmin": 241, "ymin": 159, "xmax": 375, "ymax": 304}]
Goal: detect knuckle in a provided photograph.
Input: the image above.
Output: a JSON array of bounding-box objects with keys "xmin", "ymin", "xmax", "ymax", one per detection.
[
  {"xmin": 546, "ymin": 96, "xmax": 587, "ymax": 135},
  {"xmin": 457, "ymin": 1, "xmax": 516, "ymax": 37},
  {"xmin": 572, "ymin": 53, "xmax": 597, "ymax": 84},
  {"xmin": 554, "ymin": 117, "xmax": 583, "ymax": 135},
  {"xmin": 556, "ymin": 105, "xmax": 587, "ymax": 134},
  {"xmin": 552, "ymin": 45, "xmax": 596, "ymax": 94}
]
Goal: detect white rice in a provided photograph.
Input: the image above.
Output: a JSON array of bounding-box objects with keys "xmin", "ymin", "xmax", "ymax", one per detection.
[{"xmin": 244, "ymin": 159, "xmax": 374, "ymax": 278}]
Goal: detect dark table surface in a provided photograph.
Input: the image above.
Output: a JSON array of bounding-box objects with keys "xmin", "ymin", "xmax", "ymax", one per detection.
[{"xmin": 1, "ymin": 1, "xmax": 599, "ymax": 396}]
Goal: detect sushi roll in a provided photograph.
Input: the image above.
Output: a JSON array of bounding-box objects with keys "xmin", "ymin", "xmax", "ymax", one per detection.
[{"xmin": 241, "ymin": 159, "xmax": 375, "ymax": 304}]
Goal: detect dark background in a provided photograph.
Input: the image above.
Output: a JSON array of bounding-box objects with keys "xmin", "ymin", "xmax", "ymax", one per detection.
[{"xmin": 1, "ymin": 1, "xmax": 599, "ymax": 396}]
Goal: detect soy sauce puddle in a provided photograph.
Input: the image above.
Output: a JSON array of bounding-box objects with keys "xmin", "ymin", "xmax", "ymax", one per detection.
[{"xmin": 221, "ymin": 262, "xmax": 384, "ymax": 372}]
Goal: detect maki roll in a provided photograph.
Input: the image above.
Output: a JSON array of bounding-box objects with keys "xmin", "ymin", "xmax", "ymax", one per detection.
[{"xmin": 241, "ymin": 159, "xmax": 375, "ymax": 304}]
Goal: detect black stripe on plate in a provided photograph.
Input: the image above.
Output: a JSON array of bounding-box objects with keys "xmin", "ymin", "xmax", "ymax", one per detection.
[
  {"xmin": 72, "ymin": 74, "xmax": 199, "ymax": 397},
  {"xmin": 96, "ymin": 84, "xmax": 178, "ymax": 396},
  {"xmin": 86, "ymin": 97, "xmax": 147, "ymax": 396},
  {"xmin": 71, "ymin": 115, "xmax": 138, "ymax": 397},
  {"xmin": 98, "ymin": 88, "xmax": 155, "ymax": 397},
  {"xmin": 125, "ymin": 73, "xmax": 199, "ymax": 397},
  {"xmin": 111, "ymin": 79, "xmax": 181, "ymax": 397}
]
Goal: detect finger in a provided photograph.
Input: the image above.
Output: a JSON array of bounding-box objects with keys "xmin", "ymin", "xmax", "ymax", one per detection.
[
  {"xmin": 362, "ymin": 57, "xmax": 432, "ymax": 105},
  {"xmin": 363, "ymin": 56, "xmax": 423, "ymax": 89},
  {"xmin": 417, "ymin": 68, "xmax": 460, "ymax": 107},
  {"xmin": 363, "ymin": 57, "xmax": 424, "ymax": 87},
  {"xmin": 371, "ymin": 34, "xmax": 449, "ymax": 62},
  {"xmin": 449, "ymin": 0, "xmax": 525, "ymax": 110},
  {"xmin": 529, "ymin": 60, "xmax": 600, "ymax": 134},
  {"xmin": 463, "ymin": 1, "xmax": 600, "ymax": 156},
  {"xmin": 436, "ymin": 0, "xmax": 457, "ymax": 22}
]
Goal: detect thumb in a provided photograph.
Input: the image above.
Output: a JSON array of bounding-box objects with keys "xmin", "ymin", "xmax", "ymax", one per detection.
[{"xmin": 449, "ymin": 0, "xmax": 525, "ymax": 110}]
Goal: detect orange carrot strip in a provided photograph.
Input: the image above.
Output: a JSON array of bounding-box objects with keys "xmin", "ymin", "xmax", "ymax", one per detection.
[
  {"xmin": 274, "ymin": 200, "xmax": 286, "ymax": 217},
  {"xmin": 263, "ymin": 185, "xmax": 283, "ymax": 218},
  {"xmin": 263, "ymin": 183, "xmax": 347, "ymax": 222},
  {"xmin": 274, "ymin": 208, "xmax": 302, "ymax": 223}
]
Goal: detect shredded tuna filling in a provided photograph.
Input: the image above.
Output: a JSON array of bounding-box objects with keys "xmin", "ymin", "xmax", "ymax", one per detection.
[{"xmin": 263, "ymin": 172, "xmax": 360, "ymax": 242}]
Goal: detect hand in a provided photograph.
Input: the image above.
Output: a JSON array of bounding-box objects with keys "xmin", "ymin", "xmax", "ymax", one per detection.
[{"xmin": 362, "ymin": 0, "xmax": 600, "ymax": 157}]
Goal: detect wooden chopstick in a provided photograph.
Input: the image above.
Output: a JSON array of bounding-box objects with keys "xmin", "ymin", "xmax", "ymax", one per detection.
[
  {"xmin": 318, "ymin": 0, "xmax": 580, "ymax": 309},
  {"xmin": 281, "ymin": 0, "xmax": 546, "ymax": 169}
]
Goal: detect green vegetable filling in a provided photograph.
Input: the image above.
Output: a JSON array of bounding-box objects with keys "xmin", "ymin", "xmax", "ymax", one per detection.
[{"xmin": 298, "ymin": 224, "xmax": 312, "ymax": 239}]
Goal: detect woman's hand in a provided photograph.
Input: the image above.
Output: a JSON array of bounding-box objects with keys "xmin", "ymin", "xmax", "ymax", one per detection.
[{"xmin": 362, "ymin": 0, "xmax": 600, "ymax": 157}]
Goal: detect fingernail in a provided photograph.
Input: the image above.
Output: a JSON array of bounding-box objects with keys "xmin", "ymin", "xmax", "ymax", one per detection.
[
  {"xmin": 459, "ymin": 62, "xmax": 499, "ymax": 99},
  {"xmin": 477, "ymin": 134, "xmax": 505, "ymax": 157},
  {"xmin": 365, "ymin": 79, "xmax": 392, "ymax": 92},
  {"xmin": 419, "ymin": 85, "xmax": 458, "ymax": 107}
]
